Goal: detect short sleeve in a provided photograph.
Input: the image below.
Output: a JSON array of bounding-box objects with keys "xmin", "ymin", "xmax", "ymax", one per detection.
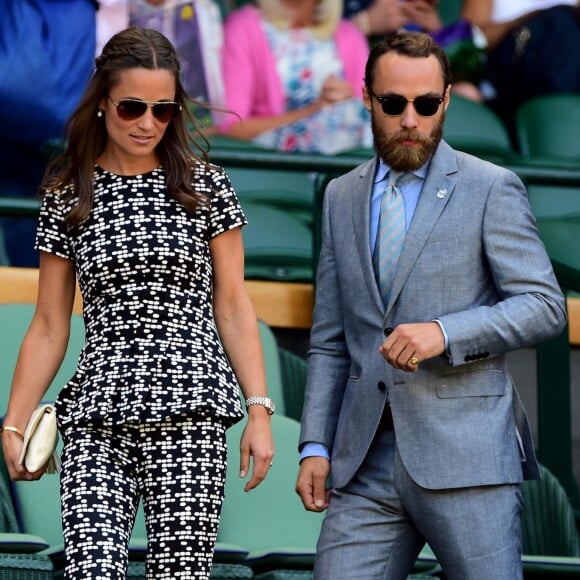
[
  {"xmin": 35, "ymin": 191, "xmax": 74, "ymax": 261},
  {"xmin": 207, "ymin": 167, "xmax": 247, "ymax": 239}
]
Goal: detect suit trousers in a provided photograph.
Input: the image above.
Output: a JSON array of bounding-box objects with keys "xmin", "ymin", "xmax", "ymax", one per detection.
[
  {"xmin": 314, "ymin": 416, "xmax": 523, "ymax": 580},
  {"xmin": 60, "ymin": 414, "xmax": 227, "ymax": 579}
]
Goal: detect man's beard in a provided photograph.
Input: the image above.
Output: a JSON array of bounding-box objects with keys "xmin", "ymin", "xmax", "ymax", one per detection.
[{"xmin": 372, "ymin": 112, "xmax": 444, "ymax": 172}]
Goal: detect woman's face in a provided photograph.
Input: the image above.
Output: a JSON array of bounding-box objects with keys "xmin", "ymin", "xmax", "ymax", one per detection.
[
  {"xmin": 99, "ymin": 67, "xmax": 177, "ymax": 174},
  {"xmin": 278, "ymin": 0, "xmax": 319, "ymax": 26}
]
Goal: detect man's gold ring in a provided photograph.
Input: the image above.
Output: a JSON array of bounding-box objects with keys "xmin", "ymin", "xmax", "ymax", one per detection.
[{"xmin": 410, "ymin": 356, "xmax": 420, "ymax": 365}]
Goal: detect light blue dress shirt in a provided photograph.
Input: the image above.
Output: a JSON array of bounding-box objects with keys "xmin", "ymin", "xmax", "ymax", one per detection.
[{"xmin": 369, "ymin": 159, "xmax": 426, "ymax": 251}]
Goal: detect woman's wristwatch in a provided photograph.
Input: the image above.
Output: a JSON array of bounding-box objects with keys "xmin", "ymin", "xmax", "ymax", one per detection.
[{"xmin": 245, "ymin": 396, "xmax": 276, "ymax": 415}]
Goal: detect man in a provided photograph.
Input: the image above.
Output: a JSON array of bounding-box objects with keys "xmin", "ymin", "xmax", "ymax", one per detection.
[{"xmin": 295, "ymin": 31, "xmax": 567, "ymax": 579}]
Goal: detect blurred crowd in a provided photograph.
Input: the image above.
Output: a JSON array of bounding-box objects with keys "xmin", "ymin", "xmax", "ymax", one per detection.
[{"xmin": 1, "ymin": 0, "xmax": 579, "ymax": 266}]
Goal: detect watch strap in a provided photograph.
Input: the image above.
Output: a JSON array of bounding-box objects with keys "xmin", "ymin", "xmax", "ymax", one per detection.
[{"xmin": 245, "ymin": 396, "xmax": 275, "ymax": 414}]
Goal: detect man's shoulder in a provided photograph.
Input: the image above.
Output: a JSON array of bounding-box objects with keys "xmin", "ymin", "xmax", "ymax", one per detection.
[
  {"xmin": 439, "ymin": 140, "xmax": 516, "ymax": 181},
  {"xmin": 330, "ymin": 156, "xmax": 376, "ymax": 187},
  {"xmin": 455, "ymin": 149, "xmax": 505, "ymax": 172}
]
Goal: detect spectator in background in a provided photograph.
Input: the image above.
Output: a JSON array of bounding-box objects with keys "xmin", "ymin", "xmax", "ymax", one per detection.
[
  {"xmin": 460, "ymin": 0, "xmax": 578, "ymax": 52},
  {"xmin": 0, "ymin": 0, "xmax": 96, "ymax": 267},
  {"xmin": 460, "ymin": 0, "xmax": 580, "ymax": 139},
  {"xmin": 96, "ymin": 0, "xmax": 226, "ymax": 129},
  {"xmin": 218, "ymin": 0, "xmax": 373, "ymax": 154},
  {"xmin": 346, "ymin": 0, "xmax": 442, "ymax": 39},
  {"xmin": 346, "ymin": 0, "xmax": 485, "ymax": 102}
]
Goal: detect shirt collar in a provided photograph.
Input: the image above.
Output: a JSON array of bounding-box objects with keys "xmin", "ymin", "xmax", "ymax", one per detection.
[{"xmin": 374, "ymin": 157, "xmax": 430, "ymax": 184}]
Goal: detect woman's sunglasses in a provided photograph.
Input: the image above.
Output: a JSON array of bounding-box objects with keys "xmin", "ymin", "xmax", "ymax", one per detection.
[
  {"xmin": 108, "ymin": 97, "xmax": 181, "ymax": 122},
  {"xmin": 367, "ymin": 88, "xmax": 444, "ymax": 117}
]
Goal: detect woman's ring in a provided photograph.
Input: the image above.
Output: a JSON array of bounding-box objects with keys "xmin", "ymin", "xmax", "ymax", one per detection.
[{"xmin": 410, "ymin": 356, "xmax": 420, "ymax": 365}]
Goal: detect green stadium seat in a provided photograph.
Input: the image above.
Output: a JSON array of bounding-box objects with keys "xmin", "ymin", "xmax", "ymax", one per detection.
[
  {"xmin": 526, "ymin": 184, "xmax": 580, "ymax": 221},
  {"xmin": 443, "ymin": 94, "xmax": 517, "ymax": 163},
  {"xmin": 242, "ymin": 201, "xmax": 313, "ymax": 283},
  {"xmin": 257, "ymin": 319, "xmax": 286, "ymax": 417},
  {"xmin": 277, "ymin": 348, "xmax": 306, "ymax": 422},
  {"xmin": 237, "ymin": 187, "xmax": 314, "ymax": 228},
  {"xmin": 0, "ymin": 304, "xmax": 85, "ymax": 416},
  {"xmin": 516, "ymin": 94, "xmax": 580, "ymax": 161},
  {"xmin": 207, "ymin": 135, "xmax": 316, "ymax": 226},
  {"xmin": 522, "ymin": 464, "xmax": 580, "ymax": 557}
]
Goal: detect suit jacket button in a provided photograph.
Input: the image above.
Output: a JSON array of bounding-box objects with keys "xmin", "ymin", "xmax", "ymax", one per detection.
[
  {"xmin": 384, "ymin": 327, "xmax": 394, "ymax": 336},
  {"xmin": 377, "ymin": 381, "xmax": 386, "ymax": 392}
]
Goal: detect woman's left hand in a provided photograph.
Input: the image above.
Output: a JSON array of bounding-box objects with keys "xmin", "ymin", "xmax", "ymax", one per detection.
[{"xmin": 238, "ymin": 408, "xmax": 274, "ymax": 491}]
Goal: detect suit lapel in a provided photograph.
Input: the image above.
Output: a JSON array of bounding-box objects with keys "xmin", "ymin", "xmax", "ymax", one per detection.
[
  {"xmin": 350, "ymin": 157, "xmax": 385, "ymax": 313},
  {"xmin": 387, "ymin": 141, "xmax": 458, "ymax": 312}
]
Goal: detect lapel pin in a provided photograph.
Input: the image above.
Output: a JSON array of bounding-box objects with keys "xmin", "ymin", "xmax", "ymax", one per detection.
[{"xmin": 436, "ymin": 188, "xmax": 447, "ymax": 199}]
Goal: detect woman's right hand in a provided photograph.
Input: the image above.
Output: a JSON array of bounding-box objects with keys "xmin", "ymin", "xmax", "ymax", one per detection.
[{"xmin": 1, "ymin": 429, "xmax": 46, "ymax": 481}]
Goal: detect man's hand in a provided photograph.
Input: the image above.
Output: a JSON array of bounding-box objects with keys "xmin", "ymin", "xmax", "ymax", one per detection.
[
  {"xmin": 379, "ymin": 321, "xmax": 445, "ymax": 371},
  {"xmin": 296, "ymin": 456, "xmax": 331, "ymax": 512}
]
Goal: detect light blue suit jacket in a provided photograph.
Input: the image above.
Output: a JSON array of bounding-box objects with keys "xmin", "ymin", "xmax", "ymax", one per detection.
[{"xmin": 299, "ymin": 140, "xmax": 567, "ymax": 491}]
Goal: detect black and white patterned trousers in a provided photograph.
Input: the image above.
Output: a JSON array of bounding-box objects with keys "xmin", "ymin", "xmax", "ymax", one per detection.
[{"xmin": 60, "ymin": 414, "xmax": 228, "ymax": 579}]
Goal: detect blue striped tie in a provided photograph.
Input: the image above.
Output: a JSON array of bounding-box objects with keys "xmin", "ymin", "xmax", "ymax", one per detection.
[{"xmin": 373, "ymin": 171, "xmax": 406, "ymax": 306}]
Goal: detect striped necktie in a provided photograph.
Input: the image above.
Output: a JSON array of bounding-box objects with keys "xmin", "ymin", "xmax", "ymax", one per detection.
[{"xmin": 373, "ymin": 171, "xmax": 407, "ymax": 306}]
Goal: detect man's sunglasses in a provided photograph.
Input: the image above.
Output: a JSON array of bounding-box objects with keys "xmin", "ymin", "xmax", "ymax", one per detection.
[
  {"xmin": 367, "ymin": 88, "xmax": 444, "ymax": 117},
  {"xmin": 109, "ymin": 97, "xmax": 181, "ymax": 122}
]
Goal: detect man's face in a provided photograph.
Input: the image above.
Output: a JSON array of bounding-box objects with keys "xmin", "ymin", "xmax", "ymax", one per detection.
[{"xmin": 363, "ymin": 52, "xmax": 450, "ymax": 172}]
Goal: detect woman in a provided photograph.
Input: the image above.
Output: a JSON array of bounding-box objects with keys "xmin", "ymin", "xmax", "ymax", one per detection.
[
  {"xmin": 1, "ymin": 27, "xmax": 274, "ymax": 579},
  {"xmin": 218, "ymin": 0, "xmax": 373, "ymax": 153}
]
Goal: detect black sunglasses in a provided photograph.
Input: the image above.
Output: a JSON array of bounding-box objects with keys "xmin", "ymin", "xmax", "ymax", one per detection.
[
  {"xmin": 108, "ymin": 97, "xmax": 181, "ymax": 122},
  {"xmin": 367, "ymin": 89, "xmax": 444, "ymax": 117}
]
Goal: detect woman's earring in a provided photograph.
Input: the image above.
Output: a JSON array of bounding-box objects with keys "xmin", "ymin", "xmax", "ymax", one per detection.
[{"xmin": 97, "ymin": 109, "xmax": 103, "ymax": 118}]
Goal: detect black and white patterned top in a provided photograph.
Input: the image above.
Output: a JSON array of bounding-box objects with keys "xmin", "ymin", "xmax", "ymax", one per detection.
[{"xmin": 35, "ymin": 164, "xmax": 247, "ymax": 429}]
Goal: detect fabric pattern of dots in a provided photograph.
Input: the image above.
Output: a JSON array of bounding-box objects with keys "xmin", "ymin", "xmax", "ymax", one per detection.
[
  {"xmin": 35, "ymin": 163, "xmax": 247, "ymax": 430},
  {"xmin": 60, "ymin": 415, "xmax": 227, "ymax": 578}
]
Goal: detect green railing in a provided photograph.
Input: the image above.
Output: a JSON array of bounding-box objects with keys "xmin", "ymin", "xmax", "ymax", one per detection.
[
  {"xmin": 1, "ymin": 146, "xmax": 580, "ymax": 517},
  {"xmin": 0, "ymin": 197, "xmax": 41, "ymax": 217}
]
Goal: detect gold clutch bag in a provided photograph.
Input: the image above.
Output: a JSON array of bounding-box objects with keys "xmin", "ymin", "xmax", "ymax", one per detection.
[{"xmin": 18, "ymin": 404, "xmax": 60, "ymax": 474}]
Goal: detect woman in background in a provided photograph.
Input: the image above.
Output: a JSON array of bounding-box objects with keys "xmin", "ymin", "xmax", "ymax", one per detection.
[{"xmin": 218, "ymin": 0, "xmax": 372, "ymax": 154}]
